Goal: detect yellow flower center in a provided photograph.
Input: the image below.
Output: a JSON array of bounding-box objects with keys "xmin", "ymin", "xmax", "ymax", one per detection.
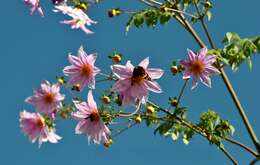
[
  {"xmin": 36, "ymin": 117, "xmax": 45, "ymax": 128},
  {"xmin": 89, "ymin": 111, "xmax": 100, "ymax": 122},
  {"xmin": 191, "ymin": 60, "xmax": 205, "ymax": 75},
  {"xmin": 44, "ymin": 93, "xmax": 55, "ymax": 104},
  {"xmin": 81, "ymin": 64, "xmax": 93, "ymax": 78}
]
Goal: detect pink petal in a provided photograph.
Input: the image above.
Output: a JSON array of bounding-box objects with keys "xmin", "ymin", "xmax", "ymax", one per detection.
[
  {"xmin": 138, "ymin": 57, "xmax": 149, "ymax": 69},
  {"xmin": 200, "ymin": 74, "xmax": 212, "ymax": 88},
  {"xmin": 197, "ymin": 47, "xmax": 208, "ymax": 60},
  {"xmin": 111, "ymin": 64, "xmax": 132, "ymax": 79},
  {"xmin": 80, "ymin": 26, "xmax": 94, "ymax": 35},
  {"xmin": 143, "ymin": 80, "xmax": 162, "ymax": 93},
  {"xmin": 63, "ymin": 65, "xmax": 80, "ymax": 75},
  {"xmin": 147, "ymin": 68, "xmax": 164, "ymax": 79},
  {"xmin": 191, "ymin": 76, "xmax": 199, "ymax": 89},
  {"xmin": 112, "ymin": 79, "xmax": 131, "ymax": 92},
  {"xmin": 187, "ymin": 49, "xmax": 196, "ymax": 61},
  {"xmin": 87, "ymin": 90, "xmax": 97, "ymax": 109},
  {"xmin": 68, "ymin": 54, "xmax": 82, "ymax": 67},
  {"xmin": 126, "ymin": 61, "xmax": 134, "ymax": 70},
  {"xmin": 86, "ymin": 53, "xmax": 97, "ymax": 65}
]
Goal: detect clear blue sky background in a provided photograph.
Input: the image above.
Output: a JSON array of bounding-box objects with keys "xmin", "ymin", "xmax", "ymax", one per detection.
[{"xmin": 1, "ymin": 0, "xmax": 260, "ymax": 164}]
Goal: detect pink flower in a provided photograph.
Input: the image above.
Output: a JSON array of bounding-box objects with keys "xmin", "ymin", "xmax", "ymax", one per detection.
[
  {"xmin": 72, "ymin": 90, "xmax": 110, "ymax": 144},
  {"xmin": 19, "ymin": 110, "xmax": 62, "ymax": 147},
  {"xmin": 54, "ymin": 5, "xmax": 97, "ymax": 34},
  {"xmin": 25, "ymin": 81, "xmax": 65, "ymax": 115},
  {"xmin": 111, "ymin": 57, "xmax": 164, "ymax": 106},
  {"xmin": 180, "ymin": 48, "xmax": 220, "ymax": 89},
  {"xmin": 63, "ymin": 46, "xmax": 100, "ymax": 90},
  {"xmin": 24, "ymin": 0, "xmax": 44, "ymax": 17}
]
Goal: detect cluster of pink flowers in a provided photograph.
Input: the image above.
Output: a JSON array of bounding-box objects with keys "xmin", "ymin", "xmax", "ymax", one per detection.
[
  {"xmin": 20, "ymin": 40, "xmax": 219, "ymax": 147},
  {"xmin": 23, "ymin": 0, "xmax": 96, "ymax": 35},
  {"xmin": 20, "ymin": 81, "xmax": 64, "ymax": 147}
]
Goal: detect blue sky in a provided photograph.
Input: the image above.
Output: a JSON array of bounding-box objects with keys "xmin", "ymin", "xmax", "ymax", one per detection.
[{"xmin": 1, "ymin": 0, "xmax": 260, "ymax": 164}]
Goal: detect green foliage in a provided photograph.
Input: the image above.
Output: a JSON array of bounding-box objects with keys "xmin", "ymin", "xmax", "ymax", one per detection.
[
  {"xmin": 219, "ymin": 32, "xmax": 260, "ymax": 71},
  {"xmin": 197, "ymin": 110, "xmax": 235, "ymax": 147},
  {"xmin": 125, "ymin": 9, "xmax": 174, "ymax": 32}
]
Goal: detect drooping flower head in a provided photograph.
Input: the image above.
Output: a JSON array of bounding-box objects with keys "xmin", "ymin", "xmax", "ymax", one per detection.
[
  {"xmin": 180, "ymin": 48, "xmax": 220, "ymax": 89},
  {"xmin": 54, "ymin": 5, "xmax": 97, "ymax": 34},
  {"xmin": 24, "ymin": 0, "xmax": 44, "ymax": 17},
  {"xmin": 63, "ymin": 46, "xmax": 100, "ymax": 91},
  {"xmin": 111, "ymin": 57, "xmax": 164, "ymax": 106},
  {"xmin": 25, "ymin": 81, "xmax": 65, "ymax": 115},
  {"xmin": 72, "ymin": 90, "xmax": 110, "ymax": 144},
  {"xmin": 19, "ymin": 111, "xmax": 61, "ymax": 147}
]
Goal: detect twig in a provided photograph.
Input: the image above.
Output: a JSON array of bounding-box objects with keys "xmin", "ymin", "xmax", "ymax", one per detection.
[{"xmin": 225, "ymin": 137, "xmax": 258, "ymax": 157}]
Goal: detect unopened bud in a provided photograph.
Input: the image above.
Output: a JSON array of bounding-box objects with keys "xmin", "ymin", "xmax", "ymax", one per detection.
[
  {"xmin": 171, "ymin": 65, "xmax": 178, "ymax": 75},
  {"xmin": 112, "ymin": 54, "xmax": 122, "ymax": 63},
  {"xmin": 134, "ymin": 115, "xmax": 142, "ymax": 123},
  {"xmin": 170, "ymin": 98, "xmax": 178, "ymax": 107},
  {"xmin": 204, "ymin": 1, "xmax": 212, "ymax": 9},
  {"xmin": 104, "ymin": 139, "xmax": 113, "ymax": 148},
  {"xmin": 146, "ymin": 106, "xmax": 155, "ymax": 114},
  {"xmin": 101, "ymin": 96, "xmax": 111, "ymax": 104},
  {"xmin": 108, "ymin": 8, "xmax": 121, "ymax": 17}
]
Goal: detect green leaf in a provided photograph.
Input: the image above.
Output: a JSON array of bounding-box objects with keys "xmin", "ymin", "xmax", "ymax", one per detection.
[
  {"xmin": 222, "ymin": 32, "xmax": 241, "ymax": 43},
  {"xmin": 205, "ymin": 10, "xmax": 212, "ymax": 21},
  {"xmin": 154, "ymin": 121, "xmax": 174, "ymax": 136}
]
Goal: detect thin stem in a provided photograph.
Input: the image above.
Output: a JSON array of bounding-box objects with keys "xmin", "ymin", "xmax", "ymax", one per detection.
[
  {"xmin": 118, "ymin": 101, "xmax": 142, "ymax": 117},
  {"xmin": 175, "ymin": 79, "xmax": 188, "ymax": 109},
  {"xmin": 250, "ymin": 157, "xmax": 260, "ymax": 165},
  {"xmin": 112, "ymin": 122, "xmax": 138, "ymax": 138},
  {"xmin": 193, "ymin": 3, "xmax": 215, "ymax": 48},
  {"xmin": 177, "ymin": 13, "xmax": 205, "ymax": 47},
  {"xmin": 166, "ymin": 7, "xmax": 199, "ymax": 19},
  {"xmin": 147, "ymin": 0, "xmax": 162, "ymax": 5},
  {"xmin": 220, "ymin": 67, "xmax": 260, "ymax": 152},
  {"xmin": 225, "ymin": 137, "xmax": 258, "ymax": 157},
  {"xmin": 219, "ymin": 147, "xmax": 238, "ymax": 165},
  {"xmin": 139, "ymin": 0, "xmax": 158, "ymax": 8}
]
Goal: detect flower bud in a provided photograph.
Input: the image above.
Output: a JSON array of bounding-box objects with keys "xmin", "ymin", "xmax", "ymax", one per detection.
[
  {"xmin": 112, "ymin": 54, "xmax": 122, "ymax": 63},
  {"xmin": 101, "ymin": 95, "xmax": 111, "ymax": 104},
  {"xmin": 104, "ymin": 139, "xmax": 113, "ymax": 148},
  {"xmin": 204, "ymin": 1, "xmax": 212, "ymax": 9},
  {"xmin": 134, "ymin": 115, "xmax": 142, "ymax": 123},
  {"xmin": 170, "ymin": 97, "xmax": 178, "ymax": 107},
  {"xmin": 146, "ymin": 105, "xmax": 155, "ymax": 114},
  {"xmin": 171, "ymin": 65, "xmax": 178, "ymax": 75},
  {"xmin": 60, "ymin": 111, "xmax": 68, "ymax": 119},
  {"xmin": 57, "ymin": 78, "xmax": 65, "ymax": 85},
  {"xmin": 108, "ymin": 8, "xmax": 121, "ymax": 17},
  {"xmin": 75, "ymin": 2, "xmax": 88, "ymax": 11}
]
